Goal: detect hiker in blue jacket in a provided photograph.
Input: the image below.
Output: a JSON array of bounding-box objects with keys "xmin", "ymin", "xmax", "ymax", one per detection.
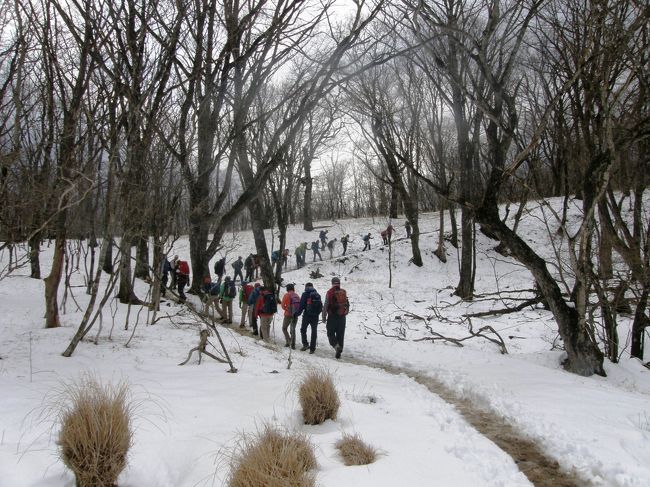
[
  {"xmin": 247, "ymin": 282, "xmax": 261, "ymax": 335},
  {"xmin": 297, "ymin": 283, "xmax": 323, "ymax": 354}
]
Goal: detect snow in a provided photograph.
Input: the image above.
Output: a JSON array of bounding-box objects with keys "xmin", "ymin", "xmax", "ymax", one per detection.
[{"xmin": 1, "ymin": 203, "xmax": 649, "ymax": 486}]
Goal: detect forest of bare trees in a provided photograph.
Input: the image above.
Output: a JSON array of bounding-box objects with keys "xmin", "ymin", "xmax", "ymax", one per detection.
[{"xmin": 0, "ymin": 0, "xmax": 647, "ymax": 376}]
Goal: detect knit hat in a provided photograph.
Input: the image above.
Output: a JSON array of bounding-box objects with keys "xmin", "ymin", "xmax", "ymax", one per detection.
[{"xmin": 331, "ymin": 277, "xmax": 340, "ymax": 284}]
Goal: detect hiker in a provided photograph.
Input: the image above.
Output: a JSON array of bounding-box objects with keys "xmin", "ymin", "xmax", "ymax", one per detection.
[
  {"xmin": 255, "ymin": 286, "xmax": 277, "ymax": 341},
  {"xmin": 281, "ymin": 283, "xmax": 301, "ymax": 349},
  {"xmin": 296, "ymin": 243, "xmax": 308, "ymax": 268},
  {"xmin": 253, "ymin": 254, "xmax": 261, "ymax": 279},
  {"xmin": 239, "ymin": 281, "xmax": 254, "ymax": 328},
  {"xmin": 282, "ymin": 249, "xmax": 289, "ymax": 268},
  {"xmin": 310, "ymin": 241, "xmax": 322, "ymax": 262},
  {"xmin": 244, "ymin": 254, "xmax": 255, "ymax": 282},
  {"xmin": 381, "ymin": 224, "xmax": 394, "ymax": 245},
  {"xmin": 326, "ymin": 238, "xmax": 337, "ymax": 259},
  {"xmin": 362, "ymin": 233, "xmax": 372, "ymax": 251},
  {"xmin": 213, "ymin": 257, "xmax": 226, "ymax": 285},
  {"xmin": 319, "ymin": 230, "xmax": 328, "ymax": 250},
  {"xmin": 219, "ymin": 276, "xmax": 237, "ymax": 324},
  {"xmin": 170, "ymin": 255, "xmax": 179, "ymax": 287},
  {"xmin": 247, "ymin": 283, "xmax": 262, "ymax": 335},
  {"xmin": 161, "ymin": 256, "xmax": 172, "ymax": 297},
  {"xmin": 341, "ymin": 234, "xmax": 350, "ymax": 256},
  {"xmin": 176, "ymin": 258, "xmax": 190, "ymax": 302},
  {"xmin": 232, "ymin": 256, "xmax": 244, "ymax": 283},
  {"xmin": 271, "ymin": 250, "xmax": 280, "ymax": 269},
  {"xmin": 405, "ymin": 220, "xmax": 412, "ymax": 239},
  {"xmin": 298, "ymin": 282, "xmax": 323, "ymax": 354},
  {"xmin": 323, "ymin": 276, "xmax": 349, "ymax": 359},
  {"xmin": 202, "ymin": 276, "xmax": 223, "ymax": 317}
]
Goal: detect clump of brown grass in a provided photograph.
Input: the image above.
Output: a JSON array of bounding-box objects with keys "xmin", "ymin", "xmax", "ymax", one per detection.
[
  {"xmin": 228, "ymin": 425, "xmax": 317, "ymax": 487},
  {"xmin": 298, "ymin": 369, "xmax": 340, "ymax": 425},
  {"xmin": 335, "ymin": 433, "xmax": 378, "ymax": 466},
  {"xmin": 57, "ymin": 376, "xmax": 133, "ymax": 487}
]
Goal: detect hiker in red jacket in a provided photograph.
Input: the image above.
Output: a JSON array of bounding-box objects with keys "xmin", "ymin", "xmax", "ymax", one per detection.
[
  {"xmin": 176, "ymin": 259, "xmax": 190, "ymax": 302},
  {"xmin": 254, "ymin": 286, "xmax": 277, "ymax": 341}
]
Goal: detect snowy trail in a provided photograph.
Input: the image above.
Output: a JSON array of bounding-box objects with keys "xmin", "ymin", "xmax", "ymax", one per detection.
[{"xmin": 214, "ymin": 313, "xmax": 585, "ymax": 487}]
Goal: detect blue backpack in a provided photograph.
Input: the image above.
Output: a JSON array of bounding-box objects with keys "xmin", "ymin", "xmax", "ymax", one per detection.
[{"xmin": 305, "ymin": 291, "xmax": 322, "ymax": 314}]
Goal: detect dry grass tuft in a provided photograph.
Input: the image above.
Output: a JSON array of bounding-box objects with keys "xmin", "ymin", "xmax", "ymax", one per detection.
[
  {"xmin": 228, "ymin": 425, "xmax": 317, "ymax": 487},
  {"xmin": 335, "ymin": 433, "xmax": 378, "ymax": 466},
  {"xmin": 57, "ymin": 376, "xmax": 133, "ymax": 487},
  {"xmin": 298, "ymin": 369, "xmax": 340, "ymax": 425}
]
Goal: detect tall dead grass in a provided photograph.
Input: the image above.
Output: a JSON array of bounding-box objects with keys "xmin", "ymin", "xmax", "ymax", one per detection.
[
  {"xmin": 335, "ymin": 433, "xmax": 378, "ymax": 466},
  {"xmin": 298, "ymin": 369, "xmax": 340, "ymax": 425},
  {"xmin": 228, "ymin": 425, "xmax": 317, "ymax": 487},
  {"xmin": 57, "ymin": 376, "xmax": 133, "ymax": 487}
]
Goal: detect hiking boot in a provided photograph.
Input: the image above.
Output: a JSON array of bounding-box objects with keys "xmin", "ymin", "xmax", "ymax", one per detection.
[
  {"xmin": 335, "ymin": 344, "xmax": 342, "ymax": 359},
  {"xmin": 284, "ymin": 343, "xmax": 290, "ymax": 348},
  {"xmin": 291, "ymin": 344, "xmax": 296, "ymax": 350},
  {"xmin": 300, "ymin": 346, "xmax": 309, "ymax": 351},
  {"xmin": 252, "ymin": 330, "xmax": 259, "ymax": 336},
  {"xmin": 239, "ymin": 324, "xmax": 245, "ymax": 328},
  {"xmin": 309, "ymin": 350, "xmax": 315, "ymax": 354}
]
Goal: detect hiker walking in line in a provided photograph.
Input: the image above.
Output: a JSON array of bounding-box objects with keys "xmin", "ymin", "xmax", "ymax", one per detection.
[
  {"xmin": 362, "ymin": 233, "xmax": 372, "ymax": 251},
  {"xmin": 326, "ymin": 238, "xmax": 337, "ymax": 259},
  {"xmin": 319, "ymin": 230, "xmax": 328, "ymax": 250},
  {"xmin": 271, "ymin": 250, "xmax": 280, "ymax": 270},
  {"xmin": 281, "ymin": 283, "xmax": 300, "ymax": 349},
  {"xmin": 323, "ymin": 276, "xmax": 349, "ymax": 359},
  {"xmin": 341, "ymin": 234, "xmax": 350, "ymax": 255},
  {"xmin": 255, "ymin": 286, "xmax": 277, "ymax": 341},
  {"xmin": 218, "ymin": 276, "xmax": 237, "ymax": 324},
  {"xmin": 213, "ymin": 257, "xmax": 226, "ymax": 285},
  {"xmin": 232, "ymin": 256, "xmax": 244, "ymax": 283},
  {"xmin": 202, "ymin": 276, "xmax": 223, "ymax": 317},
  {"xmin": 298, "ymin": 282, "xmax": 323, "ymax": 354},
  {"xmin": 310, "ymin": 241, "xmax": 322, "ymax": 262},
  {"xmin": 239, "ymin": 281, "xmax": 253, "ymax": 328},
  {"xmin": 247, "ymin": 283, "xmax": 261, "ymax": 335},
  {"xmin": 405, "ymin": 220, "xmax": 412, "ymax": 239},
  {"xmin": 295, "ymin": 243, "xmax": 305, "ymax": 269},
  {"xmin": 381, "ymin": 224, "xmax": 394, "ymax": 245},
  {"xmin": 282, "ymin": 249, "xmax": 289, "ymax": 268},
  {"xmin": 176, "ymin": 258, "xmax": 190, "ymax": 302},
  {"xmin": 244, "ymin": 254, "xmax": 255, "ymax": 282},
  {"xmin": 161, "ymin": 255, "xmax": 172, "ymax": 297},
  {"xmin": 170, "ymin": 255, "xmax": 179, "ymax": 287}
]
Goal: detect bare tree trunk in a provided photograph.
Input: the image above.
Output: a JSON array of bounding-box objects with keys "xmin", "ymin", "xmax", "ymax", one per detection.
[
  {"xmin": 302, "ymin": 146, "xmax": 314, "ymax": 231},
  {"xmin": 134, "ymin": 235, "xmax": 150, "ymax": 280},
  {"xmin": 29, "ymin": 234, "xmax": 41, "ymax": 279},
  {"xmin": 44, "ymin": 213, "xmax": 67, "ymax": 328}
]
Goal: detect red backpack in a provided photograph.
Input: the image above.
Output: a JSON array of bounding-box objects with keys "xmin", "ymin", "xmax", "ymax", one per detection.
[
  {"xmin": 177, "ymin": 260, "xmax": 190, "ymax": 276},
  {"xmin": 332, "ymin": 288, "xmax": 349, "ymax": 316}
]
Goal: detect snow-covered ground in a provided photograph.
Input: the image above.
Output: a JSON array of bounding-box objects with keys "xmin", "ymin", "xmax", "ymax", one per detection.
[{"xmin": 1, "ymin": 200, "xmax": 649, "ymax": 486}]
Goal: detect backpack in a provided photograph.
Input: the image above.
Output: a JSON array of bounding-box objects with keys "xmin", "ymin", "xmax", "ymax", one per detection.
[
  {"xmin": 363, "ymin": 234, "xmax": 370, "ymax": 241},
  {"xmin": 261, "ymin": 291, "xmax": 277, "ymax": 314},
  {"xmin": 332, "ymin": 288, "xmax": 349, "ymax": 316},
  {"xmin": 289, "ymin": 293, "xmax": 301, "ymax": 316},
  {"xmin": 177, "ymin": 260, "xmax": 190, "ymax": 275},
  {"xmin": 226, "ymin": 280, "xmax": 237, "ymax": 299},
  {"xmin": 209, "ymin": 283, "xmax": 220, "ymax": 296},
  {"xmin": 305, "ymin": 291, "xmax": 322, "ymax": 314}
]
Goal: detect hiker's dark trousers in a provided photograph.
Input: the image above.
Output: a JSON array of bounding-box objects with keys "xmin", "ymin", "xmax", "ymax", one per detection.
[
  {"xmin": 326, "ymin": 315, "xmax": 346, "ymax": 351},
  {"xmin": 301, "ymin": 314, "xmax": 319, "ymax": 352}
]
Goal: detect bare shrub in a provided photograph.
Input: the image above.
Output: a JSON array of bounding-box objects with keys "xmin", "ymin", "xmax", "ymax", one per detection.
[
  {"xmin": 335, "ymin": 433, "xmax": 378, "ymax": 466},
  {"xmin": 228, "ymin": 425, "xmax": 317, "ymax": 487},
  {"xmin": 57, "ymin": 376, "xmax": 133, "ymax": 487},
  {"xmin": 298, "ymin": 369, "xmax": 340, "ymax": 425}
]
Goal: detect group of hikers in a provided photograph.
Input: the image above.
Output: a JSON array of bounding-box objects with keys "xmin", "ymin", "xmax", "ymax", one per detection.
[
  {"xmin": 158, "ymin": 220, "xmax": 411, "ymax": 357},
  {"xmin": 294, "ymin": 221, "xmax": 412, "ymax": 267},
  {"xmin": 202, "ymin": 275, "xmax": 349, "ymax": 359}
]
